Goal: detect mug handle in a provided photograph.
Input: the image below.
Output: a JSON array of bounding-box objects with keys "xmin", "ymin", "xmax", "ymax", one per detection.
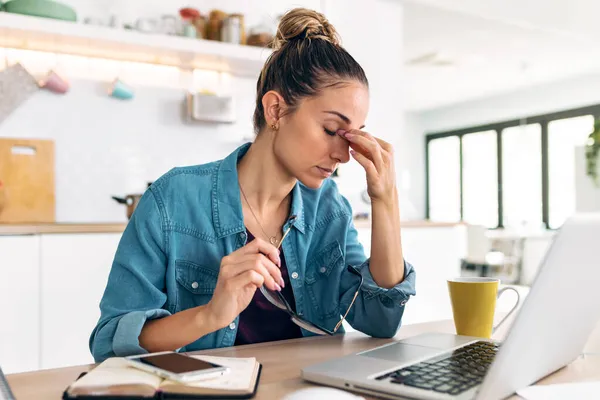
[{"xmin": 492, "ymin": 287, "xmax": 521, "ymax": 334}]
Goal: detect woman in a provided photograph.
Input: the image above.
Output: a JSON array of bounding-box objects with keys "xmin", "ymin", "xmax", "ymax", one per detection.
[{"xmin": 90, "ymin": 7, "xmax": 416, "ymax": 363}]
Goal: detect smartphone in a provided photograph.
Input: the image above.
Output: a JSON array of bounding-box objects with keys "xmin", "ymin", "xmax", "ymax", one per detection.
[{"xmin": 125, "ymin": 351, "xmax": 229, "ymax": 383}]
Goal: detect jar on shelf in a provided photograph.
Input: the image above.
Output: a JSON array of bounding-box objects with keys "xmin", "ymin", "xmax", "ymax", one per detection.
[
  {"xmin": 182, "ymin": 23, "xmax": 197, "ymax": 38},
  {"xmin": 222, "ymin": 14, "xmax": 244, "ymax": 44},
  {"xmin": 192, "ymin": 15, "xmax": 207, "ymax": 39},
  {"xmin": 207, "ymin": 9, "xmax": 227, "ymax": 41},
  {"xmin": 246, "ymin": 17, "xmax": 276, "ymax": 47},
  {"xmin": 179, "ymin": 7, "xmax": 201, "ymax": 38}
]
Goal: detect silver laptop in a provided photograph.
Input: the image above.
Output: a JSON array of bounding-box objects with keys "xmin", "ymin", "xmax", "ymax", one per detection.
[{"xmin": 302, "ymin": 213, "xmax": 600, "ymax": 400}]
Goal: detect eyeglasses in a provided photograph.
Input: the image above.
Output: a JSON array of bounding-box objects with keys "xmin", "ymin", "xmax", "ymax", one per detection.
[{"xmin": 259, "ymin": 216, "xmax": 363, "ymax": 335}]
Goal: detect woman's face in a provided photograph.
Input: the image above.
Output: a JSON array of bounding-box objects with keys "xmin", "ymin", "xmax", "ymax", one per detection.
[{"xmin": 274, "ymin": 80, "xmax": 369, "ymax": 189}]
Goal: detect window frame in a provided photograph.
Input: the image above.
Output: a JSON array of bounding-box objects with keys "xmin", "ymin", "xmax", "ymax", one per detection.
[{"xmin": 425, "ymin": 104, "xmax": 600, "ymax": 229}]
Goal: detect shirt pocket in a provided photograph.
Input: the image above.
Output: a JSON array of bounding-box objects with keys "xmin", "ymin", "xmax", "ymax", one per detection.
[
  {"xmin": 305, "ymin": 241, "xmax": 344, "ymax": 319},
  {"xmin": 174, "ymin": 259, "xmax": 218, "ymax": 313}
]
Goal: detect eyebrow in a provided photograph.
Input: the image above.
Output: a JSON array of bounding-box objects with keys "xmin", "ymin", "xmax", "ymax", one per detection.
[{"xmin": 324, "ymin": 111, "xmax": 365, "ymax": 129}]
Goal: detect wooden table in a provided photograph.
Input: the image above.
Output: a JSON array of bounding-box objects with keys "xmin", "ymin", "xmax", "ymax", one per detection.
[{"xmin": 8, "ymin": 319, "xmax": 600, "ymax": 399}]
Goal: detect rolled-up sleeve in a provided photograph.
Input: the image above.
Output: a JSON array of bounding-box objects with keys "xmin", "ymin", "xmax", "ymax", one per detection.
[
  {"xmin": 340, "ymin": 213, "xmax": 416, "ymax": 338},
  {"xmin": 89, "ymin": 188, "xmax": 171, "ymax": 362}
]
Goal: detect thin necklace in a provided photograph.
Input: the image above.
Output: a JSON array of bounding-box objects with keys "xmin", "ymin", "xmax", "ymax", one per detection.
[{"xmin": 239, "ymin": 184, "xmax": 279, "ymax": 245}]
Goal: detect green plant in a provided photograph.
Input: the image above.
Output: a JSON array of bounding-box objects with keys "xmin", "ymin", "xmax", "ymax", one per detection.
[{"xmin": 586, "ymin": 121, "xmax": 600, "ymax": 187}]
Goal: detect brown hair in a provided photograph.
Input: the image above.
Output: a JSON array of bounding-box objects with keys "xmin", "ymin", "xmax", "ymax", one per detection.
[{"xmin": 253, "ymin": 8, "xmax": 368, "ymax": 134}]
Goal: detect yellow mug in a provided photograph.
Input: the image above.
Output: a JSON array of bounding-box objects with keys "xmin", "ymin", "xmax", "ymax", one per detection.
[{"xmin": 448, "ymin": 277, "xmax": 520, "ymax": 338}]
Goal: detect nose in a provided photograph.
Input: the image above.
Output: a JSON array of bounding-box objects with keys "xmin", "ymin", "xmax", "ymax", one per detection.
[{"xmin": 331, "ymin": 135, "xmax": 351, "ymax": 164}]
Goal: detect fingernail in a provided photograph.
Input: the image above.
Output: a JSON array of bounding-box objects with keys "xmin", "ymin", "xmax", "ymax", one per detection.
[
  {"xmin": 279, "ymin": 277, "xmax": 285, "ymax": 288},
  {"xmin": 337, "ymin": 129, "xmax": 346, "ymax": 136},
  {"xmin": 277, "ymin": 257, "xmax": 281, "ymax": 267},
  {"xmin": 345, "ymin": 133, "xmax": 354, "ymax": 139},
  {"xmin": 350, "ymin": 150, "xmax": 356, "ymax": 156},
  {"xmin": 274, "ymin": 283, "xmax": 282, "ymax": 291}
]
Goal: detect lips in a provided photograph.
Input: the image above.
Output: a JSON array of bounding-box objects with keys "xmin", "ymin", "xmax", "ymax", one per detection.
[{"xmin": 316, "ymin": 166, "xmax": 335, "ymax": 178}]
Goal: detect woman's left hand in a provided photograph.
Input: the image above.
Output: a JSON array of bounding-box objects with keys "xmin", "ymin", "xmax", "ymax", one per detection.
[{"xmin": 338, "ymin": 129, "xmax": 397, "ymax": 204}]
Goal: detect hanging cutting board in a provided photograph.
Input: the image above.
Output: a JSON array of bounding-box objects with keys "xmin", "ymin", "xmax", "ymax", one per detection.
[{"xmin": 0, "ymin": 138, "xmax": 55, "ymax": 223}]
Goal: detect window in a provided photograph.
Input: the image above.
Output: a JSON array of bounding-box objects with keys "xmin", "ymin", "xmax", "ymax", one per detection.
[
  {"xmin": 462, "ymin": 131, "xmax": 498, "ymax": 227},
  {"xmin": 427, "ymin": 136, "xmax": 461, "ymax": 222},
  {"xmin": 501, "ymin": 124, "xmax": 542, "ymax": 228},
  {"xmin": 426, "ymin": 105, "xmax": 600, "ymax": 229},
  {"xmin": 548, "ymin": 115, "xmax": 594, "ymax": 228}
]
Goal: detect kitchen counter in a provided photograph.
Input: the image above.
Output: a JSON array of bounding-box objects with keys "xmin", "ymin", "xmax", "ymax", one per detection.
[
  {"xmin": 0, "ymin": 223, "xmax": 127, "ymax": 235},
  {"xmin": 353, "ymin": 219, "xmax": 462, "ymax": 229},
  {"xmin": 0, "ymin": 220, "xmax": 462, "ymax": 235}
]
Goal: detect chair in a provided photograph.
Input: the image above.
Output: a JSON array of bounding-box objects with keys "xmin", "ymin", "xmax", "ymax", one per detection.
[{"xmin": 461, "ymin": 225, "xmax": 523, "ymax": 284}]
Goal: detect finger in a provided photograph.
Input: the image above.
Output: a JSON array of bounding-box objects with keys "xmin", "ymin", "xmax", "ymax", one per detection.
[
  {"xmin": 343, "ymin": 130, "xmax": 385, "ymax": 170},
  {"xmin": 250, "ymin": 261, "xmax": 281, "ymax": 291},
  {"xmin": 350, "ymin": 149, "xmax": 377, "ymax": 177},
  {"xmin": 222, "ymin": 254, "xmax": 281, "ymax": 291},
  {"xmin": 228, "ymin": 270, "xmax": 264, "ymax": 291},
  {"xmin": 338, "ymin": 128, "xmax": 379, "ymax": 147},
  {"xmin": 351, "ymin": 131, "xmax": 393, "ymax": 158},
  {"xmin": 374, "ymin": 137, "xmax": 393, "ymax": 153},
  {"xmin": 229, "ymin": 254, "xmax": 284, "ymax": 289},
  {"xmin": 241, "ymin": 237, "xmax": 281, "ymax": 267}
]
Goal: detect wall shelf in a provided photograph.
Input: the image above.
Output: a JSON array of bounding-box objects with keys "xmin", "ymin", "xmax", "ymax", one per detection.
[{"xmin": 0, "ymin": 13, "xmax": 271, "ymax": 77}]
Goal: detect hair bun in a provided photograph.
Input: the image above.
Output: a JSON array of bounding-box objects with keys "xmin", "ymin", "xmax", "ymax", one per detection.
[{"xmin": 272, "ymin": 8, "xmax": 340, "ymax": 50}]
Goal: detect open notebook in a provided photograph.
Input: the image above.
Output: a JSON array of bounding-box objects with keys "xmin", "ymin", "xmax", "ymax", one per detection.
[{"xmin": 63, "ymin": 355, "xmax": 261, "ymax": 399}]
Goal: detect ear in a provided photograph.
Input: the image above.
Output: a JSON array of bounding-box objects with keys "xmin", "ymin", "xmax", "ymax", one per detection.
[{"xmin": 262, "ymin": 90, "xmax": 286, "ymax": 127}]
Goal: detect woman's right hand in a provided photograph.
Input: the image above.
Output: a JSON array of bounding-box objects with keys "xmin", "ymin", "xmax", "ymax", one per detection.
[{"xmin": 205, "ymin": 238, "xmax": 286, "ymax": 329}]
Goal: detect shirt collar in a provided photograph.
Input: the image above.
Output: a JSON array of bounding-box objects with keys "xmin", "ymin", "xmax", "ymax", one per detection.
[{"xmin": 212, "ymin": 142, "xmax": 306, "ymax": 238}]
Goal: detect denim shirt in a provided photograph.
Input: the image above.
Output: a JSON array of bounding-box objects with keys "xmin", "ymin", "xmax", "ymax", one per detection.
[{"xmin": 89, "ymin": 143, "xmax": 416, "ymax": 363}]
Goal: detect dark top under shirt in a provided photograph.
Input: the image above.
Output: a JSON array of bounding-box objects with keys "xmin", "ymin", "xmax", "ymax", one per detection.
[{"xmin": 234, "ymin": 230, "xmax": 303, "ymax": 345}]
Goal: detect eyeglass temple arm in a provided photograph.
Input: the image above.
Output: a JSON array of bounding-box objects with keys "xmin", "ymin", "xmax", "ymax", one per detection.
[
  {"xmin": 334, "ymin": 289, "xmax": 359, "ymax": 332},
  {"xmin": 277, "ymin": 215, "xmax": 297, "ymax": 250},
  {"xmin": 275, "ymin": 290, "xmax": 294, "ymax": 312},
  {"xmin": 333, "ymin": 266, "xmax": 364, "ymax": 332}
]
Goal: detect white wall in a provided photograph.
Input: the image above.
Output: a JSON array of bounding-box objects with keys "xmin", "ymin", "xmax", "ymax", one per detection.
[
  {"xmin": 0, "ymin": 0, "xmax": 407, "ymax": 222},
  {"xmin": 406, "ymin": 72, "xmax": 600, "ymax": 218},
  {"xmin": 0, "ymin": 78, "xmax": 255, "ymax": 222},
  {"xmin": 59, "ymin": 0, "xmax": 321, "ymax": 28},
  {"xmin": 419, "ymin": 72, "xmax": 600, "ymax": 133},
  {"xmin": 324, "ymin": 0, "xmax": 412, "ymax": 217},
  {"xmin": 402, "ymin": 113, "xmax": 426, "ymax": 219}
]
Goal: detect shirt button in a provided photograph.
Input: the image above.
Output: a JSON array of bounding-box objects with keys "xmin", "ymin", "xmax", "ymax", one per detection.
[
  {"xmin": 229, "ymin": 322, "xmax": 236, "ymax": 330},
  {"xmin": 291, "ymin": 272, "xmax": 299, "ymax": 279},
  {"xmin": 319, "ymin": 267, "xmax": 327, "ymax": 273},
  {"xmin": 191, "ymin": 282, "xmax": 199, "ymax": 289},
  {"xmin": 400, "ymin": 299, "xmax": 408, "ymax": 306}
]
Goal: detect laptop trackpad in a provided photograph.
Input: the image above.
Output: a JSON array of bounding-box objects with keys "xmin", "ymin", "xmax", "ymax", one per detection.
[{"xmin": 359, "ymin": 342, "xmax": 444, "ymax": 364}]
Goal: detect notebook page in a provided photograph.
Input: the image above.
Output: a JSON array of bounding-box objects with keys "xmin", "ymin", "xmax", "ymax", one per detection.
[
  {"xmin": 517, "ymin": 381, "xmax": 600, "ymax": 400},
  {"xmin": 69, "ymin": 358, "xmax": 162, "ymax": 390},
  {"xmin": 161, "ymin": 356, "xmax": 257, "ymax": 391}
]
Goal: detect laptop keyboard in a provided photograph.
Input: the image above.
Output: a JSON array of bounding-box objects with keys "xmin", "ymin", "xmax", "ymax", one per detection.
[
  {"xmin": 375, "ymin": 341, "xmax": 500, "ymax": 396},
  {"xmin": 0, "ymin": 367, "xmax": 16, "ymax": 400}
]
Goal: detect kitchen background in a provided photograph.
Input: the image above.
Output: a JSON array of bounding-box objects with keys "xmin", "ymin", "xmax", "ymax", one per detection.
[
  {"xmin": 2, "ymin": 0, "xmax": 600, "ymax": 377},
  {"xmin": 0, "ymin": 0, "xmax": 411, "ymax": 223}
]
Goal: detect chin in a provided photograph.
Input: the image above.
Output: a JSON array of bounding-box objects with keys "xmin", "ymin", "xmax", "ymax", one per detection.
[{"xmin": 297, "ymin": 176, "xmax": 326, "ymax": 190}]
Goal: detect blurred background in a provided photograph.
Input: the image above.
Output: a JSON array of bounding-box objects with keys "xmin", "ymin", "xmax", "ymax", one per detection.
[{"xmin": 1, "ymin": 0, "xmax": 599, "ymax": 375}]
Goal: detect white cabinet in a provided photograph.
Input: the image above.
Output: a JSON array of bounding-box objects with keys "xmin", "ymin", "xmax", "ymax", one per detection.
[
  {"xmin": 355, "ymin": 224, "xmax": 466, "ymax": 326},
  {"xmin": 0, "ymin": 235, "xmax": 40, "ymax": 373},
  {"xmin": 356, "ymin": 227, "xmax": 371, "ymax": 255},
  {"xmin": 400, "ymin": 225, "xmax": 466, "ymax": 325},
  {"xmin": 39, "ymin": 233, "xmax": 121, "ymax": 369}
]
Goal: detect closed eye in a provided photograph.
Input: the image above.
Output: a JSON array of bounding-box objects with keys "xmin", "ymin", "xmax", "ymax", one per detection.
[{"xmin": 324, "ymin": 128, "xmax": 336, "ymax": 136}]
